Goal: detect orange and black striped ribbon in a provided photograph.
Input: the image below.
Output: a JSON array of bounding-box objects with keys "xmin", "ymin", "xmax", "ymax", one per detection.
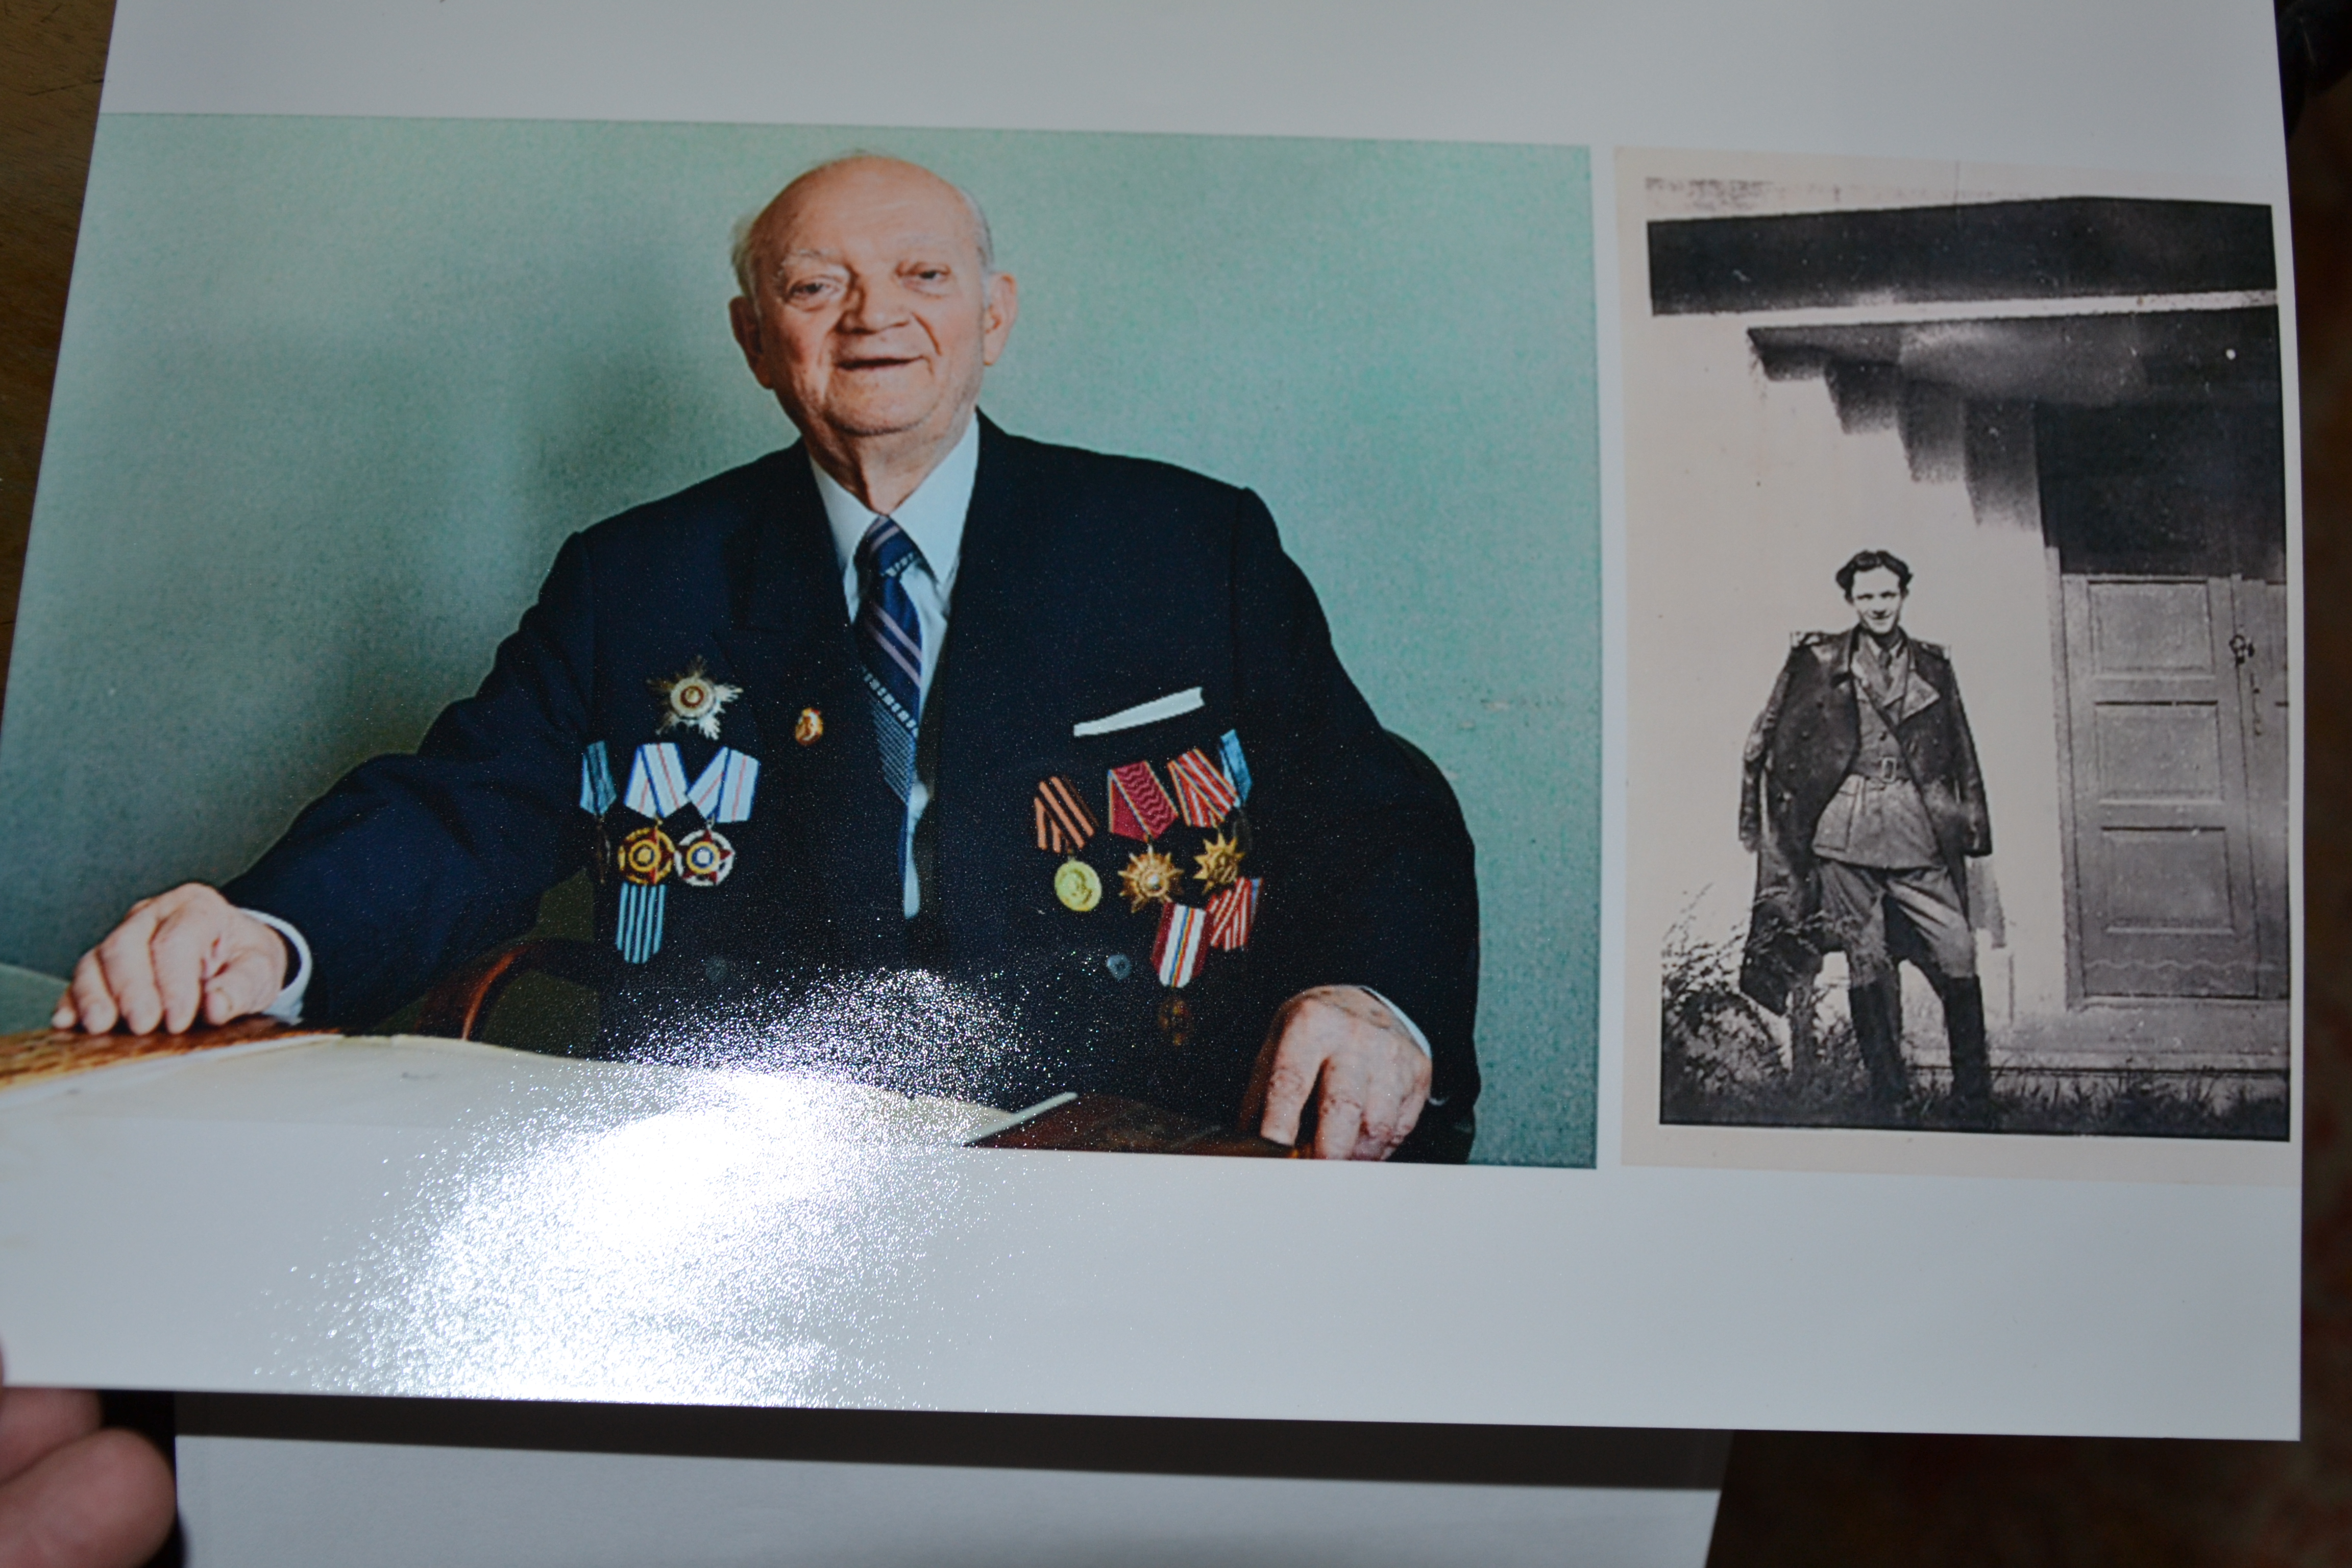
[{"xmin": 1035, "ymin": 775, "xmax": 1098, "ymax": 854}]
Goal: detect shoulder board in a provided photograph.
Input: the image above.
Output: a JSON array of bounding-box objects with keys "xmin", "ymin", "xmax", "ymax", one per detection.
[
  {"xmin": 1912, "ymin": 639, "xmax": 1947, "ymax": 658},
  {"xmin": 1791, "ymin": 629, "xmax": 1840, "ymax": 647}
]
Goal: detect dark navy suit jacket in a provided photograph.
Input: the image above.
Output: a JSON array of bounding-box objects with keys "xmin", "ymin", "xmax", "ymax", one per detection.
[{"xmin": 227, "ymin": 419, "xmax": 1480, "ymax": 1135}]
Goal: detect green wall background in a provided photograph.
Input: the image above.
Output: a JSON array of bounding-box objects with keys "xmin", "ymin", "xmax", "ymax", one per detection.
[{"xmin": 0, "ymin": 116, "xmax": 1599, "ymax": 1166}]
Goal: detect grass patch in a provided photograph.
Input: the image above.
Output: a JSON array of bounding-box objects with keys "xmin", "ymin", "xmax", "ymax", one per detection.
[{"xmin": 1660, "ymin": 913, "xmax": 2289, "ymax": 1140}]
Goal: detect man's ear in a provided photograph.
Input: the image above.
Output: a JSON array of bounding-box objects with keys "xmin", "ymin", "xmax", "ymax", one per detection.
[
  {"xmin": 728, "ymin": 297, "xmax": 774, "ymax": 388},
  {"xmin": 981, "ymin": 271, "xmax": 1020, "ymax": 367}
]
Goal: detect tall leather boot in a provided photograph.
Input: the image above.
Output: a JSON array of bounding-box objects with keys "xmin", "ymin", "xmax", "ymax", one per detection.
[
  {"xmin": 1847, "ymin": 984, "xmax": 1907, "ymax": 1120},
  {"xmin": 1939, "ymin": 976, "xmax": 1995, "ymax": 1129}
]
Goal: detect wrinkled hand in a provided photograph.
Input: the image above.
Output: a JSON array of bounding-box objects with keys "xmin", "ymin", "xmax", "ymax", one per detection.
[
  {"xmin": 1242, "ymin": 987, "xmax": 1431, "ymax": 1161},
  {"xmin": 0, "ymin": 1349, "xmax": 175, "ymax": 1568},
  {"xmin": 52, "ymin": 884, "xmax": 288, "ymax": 1035}
]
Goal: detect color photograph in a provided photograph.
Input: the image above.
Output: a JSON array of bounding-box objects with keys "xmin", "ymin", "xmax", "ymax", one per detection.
[{"xmin": 0, "ymin": 119, "xmax": 1602, "ymax": 1167}]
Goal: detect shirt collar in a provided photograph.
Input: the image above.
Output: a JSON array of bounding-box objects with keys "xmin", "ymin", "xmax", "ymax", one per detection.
[{"xmin": 810, "ymin": 415, "xmax": 981, "ymax": 597}]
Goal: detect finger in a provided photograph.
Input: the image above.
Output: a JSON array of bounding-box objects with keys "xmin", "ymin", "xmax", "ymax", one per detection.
[
  {"xmin": 1312, "ymin": 1080, "xmax": 1367, "ymax": 1161},
  {"xmin": 148, "ymin": 905, "xmax": 216, "ymax": 1035},
  {"xmin": 65, "ymin": 953, "xmax": 118, "ymax": 1036},
  {"xmin": 0, "ymin": 1428, "xmax": 178, "ymax": 1568},
  {"xmin": 203, "ymin": 937, "xmax": 284, "ymax": 1026},
  {"xmin": 49, "ymin": 988, "xmax": 74, "ymax": 1032},
  {"xmin": 0, "ymin": 1390, "xmax": 99, "ymax": 1488},
  {"xmin": 1255, "ymin": 1036, "xmax": 1327, "ymax": 1148},
  {"xmin": 94, "ymin": 912, "xmax": 166, "ymax": 1036}
]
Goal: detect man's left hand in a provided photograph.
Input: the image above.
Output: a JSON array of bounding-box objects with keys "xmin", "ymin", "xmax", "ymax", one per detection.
[{"xmin": 1242, "ymin": 987, "xmax": 1430, "ymax": 1160}]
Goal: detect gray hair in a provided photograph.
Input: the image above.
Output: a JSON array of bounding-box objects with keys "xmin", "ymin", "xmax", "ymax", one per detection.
[{"xmin": 730, "ymin": 154, "xmax": 996, "ymax": 306}]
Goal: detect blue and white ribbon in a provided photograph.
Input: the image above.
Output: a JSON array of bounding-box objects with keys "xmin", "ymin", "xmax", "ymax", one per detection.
[
  {"xmin": 1219, "ymin": 729, "xmax": 1253, "ymax": 803},
  {"xmin": 580, "ymin": 741, "xmax": 617, "ymax": 815},
  {"xmin": 688, "ymin": 748, "xmax": 760, "ymax": 823},
  {"xmin": 624, "ymin": 743, "xmax": 758, "ymax": 822},
  {"xmin": 616, "ymin": 881, "xmax": 666, "ymax": 965}
]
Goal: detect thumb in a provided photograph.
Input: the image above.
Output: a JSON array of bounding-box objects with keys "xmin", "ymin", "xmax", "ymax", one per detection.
[{"xmin": 202, "ymin": 933, "xmax": 287, "ymax": 1024}]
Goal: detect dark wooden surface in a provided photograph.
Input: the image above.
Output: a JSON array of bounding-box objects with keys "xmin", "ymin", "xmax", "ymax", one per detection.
[
  {"xmin": 973, "ymin": 1093, "xmax": 1304, "ymax": 1156},
  {"xmin": 4, "ymin": 4, "xmax": 2350, "ymax": 1559}
]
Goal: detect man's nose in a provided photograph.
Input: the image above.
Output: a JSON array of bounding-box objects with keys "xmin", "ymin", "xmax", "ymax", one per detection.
[{"xmin": 837, "ymin": 279, "xmax": 908, "ymax": 332}]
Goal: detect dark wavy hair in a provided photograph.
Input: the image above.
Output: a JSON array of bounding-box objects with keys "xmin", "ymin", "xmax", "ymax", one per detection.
[{"xmin": 1835, "ymin": 549, "xmax": 1913, "ymax": 597}]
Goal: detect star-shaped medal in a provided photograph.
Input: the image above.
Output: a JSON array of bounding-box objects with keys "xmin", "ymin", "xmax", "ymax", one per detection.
[
  {"xmin": 1119, "ymin": 848, "xmax": 1183, "ymax": 911},
  {"xmin": 651, "ymin": 658, "xmax": 742, "ymax": 741},
  {"xmin": 1192, "ymin": 830, "xmax": 1245, "ymax": 890}
]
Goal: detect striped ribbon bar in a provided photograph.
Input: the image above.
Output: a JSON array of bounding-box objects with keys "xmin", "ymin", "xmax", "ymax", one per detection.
[
  {"xmin": 1107, "ymin": 761, "xmax": 1178, "ymax": 841},
  {"xmin": 1166, "ymin": 748, "xmax": 1239, "ymax": 828},
  {"xmin": 580, "ymin": 741, "xmax": 617, "ymax": 815},
  {"xmin": 616, "ymin": 882, "xmax": 666, "ymax": 964},
  {"xmin": 1154, "ymin": 901, "xmax": 1208, "ymax": 988},
  {"xmin": 623, "ymin": 743, "xmax": 692, "ymax": 817},
  {"xmin": 1207, "ymin": 877, "xmax": 1261, "ymax": 951},
  {"xmin": 686, "ymin": 748, "xmax": 760, "ymax": 823},
  {"xmin": 1035, "ymin": 775, "xmax": 1097, "ymax": 853}
]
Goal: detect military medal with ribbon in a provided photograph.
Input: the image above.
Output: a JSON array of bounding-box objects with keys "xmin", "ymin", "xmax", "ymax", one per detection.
[{"xmin": 1034, "ymin": 775, "xmax": 1101, "ymax": 911}]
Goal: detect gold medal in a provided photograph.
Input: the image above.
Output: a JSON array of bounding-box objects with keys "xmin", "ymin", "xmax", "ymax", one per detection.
[
  {"xmin": 1118, "ymin": 847, "xmax": 1183, "ymax": 911},
  {"xmin": 795, "ymin": 706, "xmax": 823, "ymax": 745},
  {"xmin": 1192, "ymin": 830, "xmax": 1244, "ymax": 890},
  {"xmin": 618, "ymin": 823, "xmax": 676, "ymax": 885},
  {"xmin": 1054, "ymin": 857, "xmax": 1102, "ymax": 912}
]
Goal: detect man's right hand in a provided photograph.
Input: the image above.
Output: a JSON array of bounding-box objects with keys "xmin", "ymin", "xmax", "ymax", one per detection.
[{"xmin": 51, "ymin": 884, "xmax": 288, "ymax": 1035}]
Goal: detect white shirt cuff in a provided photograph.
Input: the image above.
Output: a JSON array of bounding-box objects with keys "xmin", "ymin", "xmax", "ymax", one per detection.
[
  {"xmin": 1354, "ymin": 986, "xmax": 1432, "ymax": 1058},
  {"xmin": 240, "ymin": 909, "xmax": 312, "ymax": 1024}
]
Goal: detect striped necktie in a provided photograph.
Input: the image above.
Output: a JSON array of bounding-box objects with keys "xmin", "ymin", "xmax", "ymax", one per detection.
[{"xmin": 855, "ymin": 516, "xmax": 925, "ymax": 801}]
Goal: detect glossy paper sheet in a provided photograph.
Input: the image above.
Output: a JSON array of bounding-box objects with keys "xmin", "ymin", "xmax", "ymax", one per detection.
[{"xmin": 0, "ymin": 0, "xmax": 2303, "ymax": 1436}]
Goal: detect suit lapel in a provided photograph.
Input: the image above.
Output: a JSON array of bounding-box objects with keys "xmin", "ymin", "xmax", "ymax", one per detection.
[{"xmin": 712, "ymin": 448, "xmax": 906, "ymax": 959}]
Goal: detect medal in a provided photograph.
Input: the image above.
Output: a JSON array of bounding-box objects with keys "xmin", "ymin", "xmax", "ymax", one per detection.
[
  {"xmin": 676, "ymin": 827, "xmax": 736, "ymax": 888},
  {"xmin": 1054, "ymin": 858, "xmax": 1102, "ymax": 912},
  {"xmin": 1167, "ymin": 748, "xmax": 1239, "ymax": 828},
  {"xmin": 1207, "ymin": 876, "xmax": 1261, "ymax": 951},
  {"xmin": 617, "ymin": 823, "xmax": 676, "ymax": 885},
  {"xmin": 1192, "ymin": 830, "xmax": 1245, "ymax": 890},
  {"xmin": 1153, "ymin": 902, "xmax": 1207, "ymax": 989},
  {"xmin": 1119, "ymin": 847, "xmax": 1183, "ymax": 910},
  {"xmin": 796, "ymin": 707, "xmax": 824, "ymax": 745},
  {"xmin": 651, "ymin": 658, "xmax": 742, "ymax": 740},
  {"xmin": 1035, "ymin": 775, "xmax": 1098, "ymax": 854},
  {"xmin": 1106, "ymin": 761, "xmax": 1178, "ymax": 841}
]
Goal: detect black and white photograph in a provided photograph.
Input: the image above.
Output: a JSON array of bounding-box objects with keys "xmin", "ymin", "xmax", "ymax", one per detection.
[{"xmin": 1619, "ymin": 149, "xmax": 2296, "ymax": 1164}]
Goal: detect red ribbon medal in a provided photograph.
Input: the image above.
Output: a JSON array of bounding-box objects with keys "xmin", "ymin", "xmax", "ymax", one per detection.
[
  {"xmin": 1107, "ymin": 761, "xmax": 1178, "ymax": 841},
  {"xmin": 1206, "ymin": 877, "xmax": 1261, "ymax": 951},
  {"xmin": 1166, "ymin": 748, "xmax": 1239, "ymax": 828}
]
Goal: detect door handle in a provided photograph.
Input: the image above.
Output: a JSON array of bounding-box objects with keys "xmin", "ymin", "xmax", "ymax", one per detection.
[{"xmin": 2230, "ymin": 631, "xmax": 2263, "ymax": 734}]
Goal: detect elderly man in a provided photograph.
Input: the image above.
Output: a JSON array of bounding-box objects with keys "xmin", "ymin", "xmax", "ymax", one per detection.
[
  {"xmin": 52, "ymin": 156, "xmax": 1480, "ymax": 1161},
  {"xmin": 1738, "ymin": 549, "xmax": 1992, "ymax": 1126}
]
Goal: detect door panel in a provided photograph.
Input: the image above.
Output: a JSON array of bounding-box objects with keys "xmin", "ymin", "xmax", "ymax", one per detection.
[{"xmin": 2062, "ymin": 576, "xmax": 2265, "ymax": 997}]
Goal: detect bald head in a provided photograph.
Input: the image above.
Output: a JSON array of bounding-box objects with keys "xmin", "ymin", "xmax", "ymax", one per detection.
[
  {"xmin": 726, "ymin": 155, "xmax": 1019, "ymax": 514},
  {"xmin": 732, "ymin": 156, "xmax": 995, "ymax": 307}
]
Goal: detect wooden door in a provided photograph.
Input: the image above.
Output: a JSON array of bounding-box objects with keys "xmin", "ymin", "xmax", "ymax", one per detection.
[{"xmin": 2060, "ymin": 576, "xmax": 2283, "ymax": 999}]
